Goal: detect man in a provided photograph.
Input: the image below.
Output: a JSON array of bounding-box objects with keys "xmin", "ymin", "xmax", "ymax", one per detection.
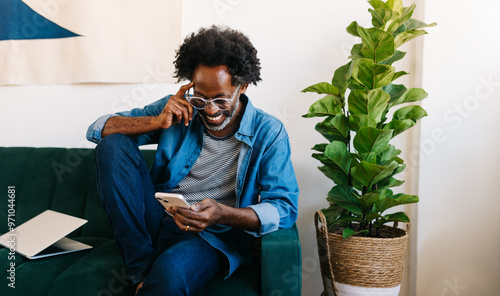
[{"xmin": 87, "ymin": 25, "xmax": 299, "ymax": 296}]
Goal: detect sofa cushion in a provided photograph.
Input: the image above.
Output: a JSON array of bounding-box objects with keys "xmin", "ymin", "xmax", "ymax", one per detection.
[
  {"xmin": 195, "ymin": 261, "xmax": 260, "ymax": 296},
  {"xmin": 0, "ymin": 237, "xmax": 135, "ymax": 296},
  {"xmin": 49, "ymin": 237, "xmax": 135, "ymax": 296},
  {"xmin": 0, "ymin": 147, "xmax": 112, "ymax": 238}
]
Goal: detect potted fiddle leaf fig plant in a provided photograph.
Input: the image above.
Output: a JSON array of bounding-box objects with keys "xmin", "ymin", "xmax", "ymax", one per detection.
[{"xmin": 304, "ymin": 0, "xmax": 435, "ymax": 295}]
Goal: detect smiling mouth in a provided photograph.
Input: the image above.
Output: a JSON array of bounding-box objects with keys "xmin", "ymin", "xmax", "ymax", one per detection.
[{"xmin": 206, "ymin": 114, "xmax": 223, "ymax": 122}]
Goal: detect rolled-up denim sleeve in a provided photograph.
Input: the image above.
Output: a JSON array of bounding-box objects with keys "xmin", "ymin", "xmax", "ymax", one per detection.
[
  {"xmin": 246, "ymin": 202, "xmax": 281, "ymax": 235},
  {"xmin": 86, "ymin": 96, "xmax": 170, "ymax": 145},
  {"xmin": 86, "ymin": 114, "xmax": 119, "ymax": 143}
]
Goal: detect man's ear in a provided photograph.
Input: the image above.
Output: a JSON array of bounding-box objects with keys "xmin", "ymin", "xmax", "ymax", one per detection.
[{"xmin": 239, "ymin": 83, "xmax": 249, "ymax": 94}]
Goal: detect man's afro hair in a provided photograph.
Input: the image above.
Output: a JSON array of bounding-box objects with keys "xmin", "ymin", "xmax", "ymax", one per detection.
[{"xmin": 173, "ymin": 25, "xmax": 262, "ymax": 86}]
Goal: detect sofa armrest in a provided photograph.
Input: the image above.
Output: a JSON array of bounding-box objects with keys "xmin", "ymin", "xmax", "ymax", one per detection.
[{"xmin": 261, "ymin": 224, "xmax": 301, "ymax": 296}]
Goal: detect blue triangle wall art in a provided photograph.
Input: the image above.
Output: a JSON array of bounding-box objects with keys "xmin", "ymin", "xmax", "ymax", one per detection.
[{"xmin": 0, "ymin": 0, "xmax": 80, "ymax": 41}]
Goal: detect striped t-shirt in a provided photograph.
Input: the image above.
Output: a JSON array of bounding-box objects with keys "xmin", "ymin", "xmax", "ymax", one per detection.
[{"xmin": 170, "ymin": 130, "xmax": 241, "ymax": 207}]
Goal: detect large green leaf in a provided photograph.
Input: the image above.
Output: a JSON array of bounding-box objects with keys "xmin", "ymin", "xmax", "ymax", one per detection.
[
  {"xmin": 358, "ymin": 27, "xmax": 395, "ymax": 64},
  {"xmin": 365, "ymin": 212, "xmax": 384, "ymax": 222},
  {"xmin": 313, "ymin": 144, "xmax": 353, "ymax": 185},
  {"xmin": 332, "ymin": 62, "xmax": 352, "ymax": 96},
  {"xmin": 394, "ymin": 30, "xmax": 427, "ymax": 48},
  {"xmin": 383, "ymin": 19, "xmax": 400, "ymax": 33},
  {"xmin": 324, "ymin": 141, "xmax": 352, "ymax": 175},
  {"xmin": 380, "ymin": 50, "xmax": 406, "ymax": 66},
  {"xmin": 393, "ymin": 71, "xmax": 408, "ymax": 81},
  {"xmin": 318, "ymin": 165, "xmax": 348, "ymax": 185},
  {"xmin": 373, "ymin": 194, "xmax": 418, "ymax": 213},
  {"xmin": 369, "ymin": 8, "xmax": 397, "ymax": 28},
  {"xmin": 302, "ymin": 82, "xmax": 339, "ymax": 95},
  {"xmin": 348, "ymin": 89, "xmax": 390, "ymax": 123},
  {"xmin": 380, "ymin": 144, "xmax": 401, "ymax": 164},
  {"xmin": 343, "ymin": 227, "xmax": 368, "ymax": 238},
  {"xmin": 389, "ymin": 87, "xmax": 428, "ymax": 108},
  {"xmin": 353, "ymin": 127, "xmax": 393, "ymax": 154},
  {"xmin": 312, "ymin": 152, "xmax": 335, "ymax": 166},
  {"xmin": 377, "ymin": 188, "xmax": 394, "ymax": 200},
  {"xmin": 387, "ymin": 0, "xmax": 403, "ymax": 14},
  {"xmin": 375, "ymin": 174, "xmax": 405, "ymax": 188},
  {"xmin": 327, "ymin": 185, "xmax": 363, "ymax": 215},
  {"xmin": 383, "ymin": 119, "xmax": 415, "ymax": 136},
  {"xmin": 335, "ymin": 214, "xmax": 364, "ymax": 227},
  {"xmin": 331, "ymin": 114, "xmax": 349, "ymax": 138},
  {"xmin": 369, "ymin": 8, "xmax": 400, "ymax": 33},
  {"xmin": 396, "ymin": 18, "xmax": 437, "ymax": 34},
  {"xmin": 368, "ymin": 0, "xmax": 389, "ymax": 10},
  {"xmin": 348, "ymin": 114, "xmax": 377, "ymax": 131},
  {"xmin": 386, "ymin": 211, "xmax": 410, "ymax": 222},
  {"xmin": 362, "ymin": 152, "xmax": 377, "ymax": 163},
  {"xmin": 374, "ymin": 211, "xmax": 410, "ymax": 227},
  {"xmin": 394, "ymin": 162, "xmax": 406, "ymax": 175},
  {"xmin": 351, "ymin": 160, "xmax": 399, "ymax": 188},
  {"xmin": 359, "ymin": 192, "xmax": 380, "ymax": 208},
  {"xmin": 346, "ymin": 21, "xmax": 360, "ymax": 37},
  {"xmin": 315, "ymin": 115, "xmax": 349, "ymax": 142},
  {"xmin": 349, "ymin": 44, "xmax": 365, "ymax": 60},
  {"xmin": 383, "ymin": 83, "xmax": 407, "ymax": 105},
  {"xmin": 350, "ymin": 59, "xmax": 396, "ymax": 90},
  {"xmin": 313, "ymin": 153, "xmax": 351, "ymax": 186},
  {"xmin": 303, "ymin": 95, "xmax": 343, "ymax": 118},
  {"xmin": 400, "ymin": 4, "xmax": 416, "ymax": 25},
  {"xmin": 321, "ymin": 205, "xmax": 345, "ymax": 228},
  {"xmin": 381, "ymin": 177, "xmax": 405, "ymax": 188},
  {"xmin": 393, "ymin": 105, "xmax": 428, "ymax": 122},
  {"xmin": 312, "ymin": 143, "xmax": 328, "ymax": 153}
]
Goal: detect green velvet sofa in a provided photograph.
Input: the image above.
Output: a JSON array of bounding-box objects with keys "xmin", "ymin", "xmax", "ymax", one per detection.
[{"xmin": 0, "ymin": 147, "xmax": 301, "ymax": 296}]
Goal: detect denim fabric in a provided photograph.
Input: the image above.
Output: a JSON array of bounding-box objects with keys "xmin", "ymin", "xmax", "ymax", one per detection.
[
  {"xmin": 138, "ymin": 220, "xmax": 221, "ymax": 296},
  {"xmin": 96, "ymin": 134, "xmax": 222, "ymax": 295},
  {"xmin": 95, "ymin": 134, "xmax": 164, "ymax": 285},
  {"xmin": 88, "ymin": 94, "xmax": 299, "ymax": 278}
]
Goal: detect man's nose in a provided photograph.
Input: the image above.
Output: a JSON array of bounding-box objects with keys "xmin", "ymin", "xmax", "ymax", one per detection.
[{"xmin": 204, "ymin": 102, "xmax": 219, "ymax": 114}]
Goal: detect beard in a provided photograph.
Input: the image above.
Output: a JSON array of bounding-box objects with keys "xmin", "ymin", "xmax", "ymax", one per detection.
[{"xmin": 199, "ymin": 98, "xmax": 240, "ymax": 132}]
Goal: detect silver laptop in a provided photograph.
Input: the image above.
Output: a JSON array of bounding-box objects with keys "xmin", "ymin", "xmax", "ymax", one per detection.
[{"xmin": 0, "ymin": 210, "xmax": 92, "ymax": 259}]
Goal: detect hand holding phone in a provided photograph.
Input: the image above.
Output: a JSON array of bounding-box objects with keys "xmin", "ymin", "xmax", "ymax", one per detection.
[{"xmin": 155, "ymin": 192, "xmax": 190, "ymax": 209}]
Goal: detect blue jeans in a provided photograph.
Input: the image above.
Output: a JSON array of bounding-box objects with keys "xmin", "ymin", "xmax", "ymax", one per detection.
[{"xmin": 95, "ymin": 134, "xmax": 220, "ymax": 296}]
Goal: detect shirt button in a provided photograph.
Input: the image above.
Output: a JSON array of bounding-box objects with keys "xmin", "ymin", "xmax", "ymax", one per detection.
[{"xmin": 185, "ymin": 165, "xmax": 189, "ymax": 169}]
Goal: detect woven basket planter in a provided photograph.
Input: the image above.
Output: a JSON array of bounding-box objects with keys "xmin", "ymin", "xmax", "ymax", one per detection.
[{"xmin": 315, "ymin": 211, "xmax": 409, "ymax": 296}]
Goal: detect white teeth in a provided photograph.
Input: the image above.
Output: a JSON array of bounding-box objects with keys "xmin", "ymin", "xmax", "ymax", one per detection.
[{"xmin": 207, "ymin": 114, "xmax": 223, "ymax": 121}]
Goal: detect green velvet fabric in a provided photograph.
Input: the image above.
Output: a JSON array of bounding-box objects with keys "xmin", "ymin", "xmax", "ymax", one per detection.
[
  {"xmin": 0, "ymin": 147, "xmax": 301, "ymax": 295},
  {"xmin": 195, "ymin": 260, "xmax": 260, "ymax": 296},
  {"xmin": 262, "ymin": 226, "xmax": 302, "ymax": 296}
]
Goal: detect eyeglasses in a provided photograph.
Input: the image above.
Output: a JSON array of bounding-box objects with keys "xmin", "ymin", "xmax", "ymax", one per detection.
[{"xmin": 186, "ymin": 84, "xmax": 241, "ymax": 111}]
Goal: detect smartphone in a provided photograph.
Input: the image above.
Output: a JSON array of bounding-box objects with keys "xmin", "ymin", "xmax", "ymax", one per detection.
[{"xmin": 155, "ymin": 192, "xmax": 190, "ymax": 209}]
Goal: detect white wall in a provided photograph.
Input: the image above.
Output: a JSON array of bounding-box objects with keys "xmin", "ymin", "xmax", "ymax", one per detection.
[
  {"xmin": 4, "ymin": 1, "xmax": 496, "ymax": 295},
  {"xmin": 417, "ymin": 0, "xmax": 500, "ymax": 295}
]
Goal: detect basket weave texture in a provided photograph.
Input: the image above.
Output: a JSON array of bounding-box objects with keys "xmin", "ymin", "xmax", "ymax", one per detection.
[{"xmin": 315, "ymin": 211, "xmax": 409, "ymax": 292}]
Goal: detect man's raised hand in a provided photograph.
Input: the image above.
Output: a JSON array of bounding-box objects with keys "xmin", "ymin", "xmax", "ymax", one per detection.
[{"xmin": 156, "ymin": 82, "xmax": 194, "ymax": 129}]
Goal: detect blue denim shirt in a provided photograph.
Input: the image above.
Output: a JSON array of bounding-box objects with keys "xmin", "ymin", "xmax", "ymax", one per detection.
[{"xmin": 87, "ymin": 94, "xmax": 299, "ymax": 276}]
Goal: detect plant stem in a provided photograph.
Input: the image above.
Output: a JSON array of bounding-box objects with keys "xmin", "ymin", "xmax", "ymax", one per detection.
[{"xmin": 346, "ymin": 110, "xmax": 352, "ymax": 187}]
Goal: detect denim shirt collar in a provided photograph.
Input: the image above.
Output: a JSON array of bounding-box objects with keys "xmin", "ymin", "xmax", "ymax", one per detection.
[{"xmin": 235, "ymin": 94, "xmax": 255, "ymax": 145}]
